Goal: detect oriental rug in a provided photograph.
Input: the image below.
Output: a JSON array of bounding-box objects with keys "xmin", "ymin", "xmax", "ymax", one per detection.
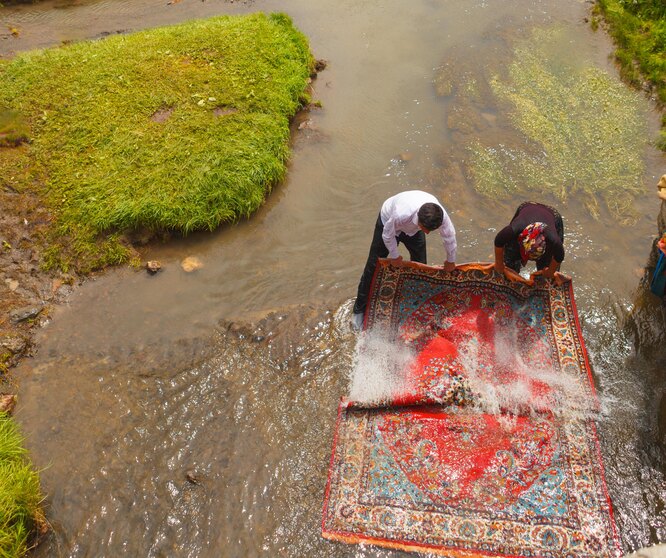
[{"xmin": 322, "ymin": 261, "xmax": 621, "ymax": 557}]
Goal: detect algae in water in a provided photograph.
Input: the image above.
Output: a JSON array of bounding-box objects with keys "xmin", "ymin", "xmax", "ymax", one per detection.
[{"xmin": 462, "ymin": 27, "xmax": 647, "ymax": 224}]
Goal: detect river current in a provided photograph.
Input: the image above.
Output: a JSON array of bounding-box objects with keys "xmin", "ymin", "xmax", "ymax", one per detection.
[{"xmin": 1, "ymin": 0, "xmax": 665, "ymax": 556}]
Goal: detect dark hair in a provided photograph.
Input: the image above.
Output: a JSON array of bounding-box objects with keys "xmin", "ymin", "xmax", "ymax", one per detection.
[{"xmin": 417, "ymin": 203, "xmax": 443, "ymax": 231}]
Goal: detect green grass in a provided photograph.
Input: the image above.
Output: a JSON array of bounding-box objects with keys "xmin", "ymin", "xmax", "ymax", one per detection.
[
  {"xmin": 0, "ymin": 13, "xmax": 314, "ymax": 272},
  {"xmin": 467, "ymin": 26, "xmax": 647, "ymax": 224},
  {"xmin": 0, "ymin": 413, "xmax": 43, "ymax": 558},
  {"xmin": 593, "ymin": 0, "xmax": 666, "ymax": 148}
]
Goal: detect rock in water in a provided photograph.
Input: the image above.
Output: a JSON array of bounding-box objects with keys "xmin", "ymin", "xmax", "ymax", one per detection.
[
  {"xmin": 181, "ymin": 256, "xmax": 203, "ymax": 273},
  {"xmin": 146, "ymin": 260, "xmax": 162, "ymax": 274}
]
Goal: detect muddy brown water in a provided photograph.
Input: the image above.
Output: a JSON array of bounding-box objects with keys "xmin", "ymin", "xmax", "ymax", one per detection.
[{"xmin": 1, "ymin": 0, "xmax": 666, "ymax": 556}]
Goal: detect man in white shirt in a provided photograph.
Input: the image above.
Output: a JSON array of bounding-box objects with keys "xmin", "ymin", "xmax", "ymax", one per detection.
[{"xmin": 352, "ymin": 190, "xmax": 457, "ymax": 330}]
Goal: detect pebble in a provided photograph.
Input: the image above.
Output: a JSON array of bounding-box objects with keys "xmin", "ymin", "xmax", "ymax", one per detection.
[
  {"xmin": 146, "ymin": 260, "xmax": 162, "ymax": 274},
  {"xmin": 185, "ymin": 470, "xmax": 201, "ymax": 485}
]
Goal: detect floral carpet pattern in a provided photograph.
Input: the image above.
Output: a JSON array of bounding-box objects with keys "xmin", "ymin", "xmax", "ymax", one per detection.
[{"xmin": 322, "ymin": 261, "xmax": 621, "ymax": 557}]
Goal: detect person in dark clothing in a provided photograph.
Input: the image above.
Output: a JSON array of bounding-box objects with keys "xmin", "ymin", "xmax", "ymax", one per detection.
[
  {"xmin": 351, "ymin": 190, "xmax": 457, "ymax": 330},
  {"xmin": 494, "ymin": 202, "xmax": 568, "ymax": 284}
]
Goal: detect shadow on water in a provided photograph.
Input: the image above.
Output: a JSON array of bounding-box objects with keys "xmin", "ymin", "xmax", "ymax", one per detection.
[{"xmin": 1, "ymin": 0, "xmax": 665, "ymax": 555}]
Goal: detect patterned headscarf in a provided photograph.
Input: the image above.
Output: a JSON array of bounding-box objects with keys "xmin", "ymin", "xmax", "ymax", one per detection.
[{"xmin": 518, "ymin": 222, "xmax": 547, "ymax": 264}]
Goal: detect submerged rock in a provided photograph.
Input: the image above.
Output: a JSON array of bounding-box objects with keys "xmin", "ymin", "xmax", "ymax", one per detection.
[
  {"xmin": 185, "ymin": 470, "xmax": 201, "ymax": 485},
  {"xmin": 298, "ymin": 119, "xmax": 317, "ymax": 131},
  {"xmin": 181, "ymin": 256, "xmax": 203, "ymax": 273},
  {"xmin": 624, "ymin": 543, "xmax": 666, "ymax": 558}
]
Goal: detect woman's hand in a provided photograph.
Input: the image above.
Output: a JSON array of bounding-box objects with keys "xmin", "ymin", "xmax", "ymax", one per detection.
[
  {"xmin": 493, "ymin": 246, "xmax": 505, "ymax": 275},
  {"xmin": 483, "ymin": 261, "xmax": 528, "ymax": 283},
  {"xmin": 505, "ymin": 267, "xmax": 533, "ymax": 286},
  {"xmin": 531, "ymin": 269, "xmax": 571, "ymax": 286},
  {"xmin": 553, "ymin": 271, "xmax": 571, "ymax": 286},
  {"xmin": 529, "ymin": 269, "xmax": 544, "ymax": 281}
]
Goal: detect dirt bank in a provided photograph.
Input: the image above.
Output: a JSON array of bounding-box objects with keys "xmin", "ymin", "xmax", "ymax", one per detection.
[{"xmin": 0, "ymin": 182, "xmax": 76, "ymax": 378}]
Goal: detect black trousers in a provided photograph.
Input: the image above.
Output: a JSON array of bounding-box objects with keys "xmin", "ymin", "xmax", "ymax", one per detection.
[
  {"xmin": 353, "ymin": 214, "xmax": 426, "ymax": 314},
  {"xmin": 504, "ymin": 202, "xmax": 564, "ymax": 273}
]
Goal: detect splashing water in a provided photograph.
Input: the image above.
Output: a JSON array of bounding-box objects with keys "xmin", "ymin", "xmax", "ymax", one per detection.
[
  {"xmin": 348, "ymin": 327, "xmax": 415, "ymax": 405},
  {"xmin": 348, "ymin": 316, "xmax": 606, "ymax": 421},
  {"xmin": 456, "ymin": 319, "xmax": 600, "ymax": 420}
]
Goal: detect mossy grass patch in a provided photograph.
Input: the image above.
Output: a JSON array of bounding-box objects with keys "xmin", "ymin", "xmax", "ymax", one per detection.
[
  {"xmin": 592, "ymin": 0, "xmax": 666, "ymax": 149},
  {"xmin": 0, "ymin": 13, "xmax": 314, "ymax": 272},
  {"xmin": 0, "ymin": 413, "xmax": 44, "ymax": 558}
]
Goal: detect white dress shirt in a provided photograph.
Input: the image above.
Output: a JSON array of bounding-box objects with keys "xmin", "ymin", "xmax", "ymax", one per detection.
[{"xmin": 380, "ymin": 190, "xmax": 457, "ymax": 261}]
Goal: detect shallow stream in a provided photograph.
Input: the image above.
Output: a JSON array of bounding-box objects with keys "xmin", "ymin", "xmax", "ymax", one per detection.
[{"xmin": 1, "ymin": 0, "xmax": 665, "ymax": 556}]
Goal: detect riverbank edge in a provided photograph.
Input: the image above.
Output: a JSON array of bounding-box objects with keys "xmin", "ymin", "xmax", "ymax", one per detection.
[{"xmin": 591, "ymin": 0, "xmax": 666, "ymax": 149}]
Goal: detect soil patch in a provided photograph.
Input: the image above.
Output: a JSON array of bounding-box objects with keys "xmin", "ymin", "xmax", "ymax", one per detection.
[
  {"xmin": 0, "ymin": 178, "xmax": 75, "ymax": 376},
  {"xmin": 150, "ymin": 107, "xmax": 175, "ymax": 123}
]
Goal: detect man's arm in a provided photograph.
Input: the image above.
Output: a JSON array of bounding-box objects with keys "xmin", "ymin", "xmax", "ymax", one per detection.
[
  {"xmin": 439, "ymin": 211, "xmax": 457, "ymax": 266},
  {"xmin": 382, "ymin": 217, "xmax": 400, "ymax": 259}
]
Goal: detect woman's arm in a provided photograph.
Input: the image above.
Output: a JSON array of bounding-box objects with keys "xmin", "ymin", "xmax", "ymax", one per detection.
[
  {"xmin": 494, "ymin": 246, "xmax": 505, "ymax": 273},
  {"xmin": 542, "ymin": 257, "xmax": 559, "ymax": 278}
]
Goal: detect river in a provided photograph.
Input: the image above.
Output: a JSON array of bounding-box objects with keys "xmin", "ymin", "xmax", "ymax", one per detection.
[{"xmin": 1, "ymin": 0, "xmax": 665, "ymax": 556}]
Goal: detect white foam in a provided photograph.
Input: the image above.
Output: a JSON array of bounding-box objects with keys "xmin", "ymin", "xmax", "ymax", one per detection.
[
  {"xmin": 347, "ymin": 316, "xmax": 602, "ymax": 420},
  {"xmin": 455, "ymin": 318, "xmax": 599, "ymax": 419},
  {"xmin": 348, "ymin": 327, "xmax": 415, "ymax": 405}
]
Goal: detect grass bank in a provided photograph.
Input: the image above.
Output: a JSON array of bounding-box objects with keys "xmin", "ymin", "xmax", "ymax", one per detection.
[
  {"xmin": 0, "ymin": 12, "xmax": 314, "ymax": 272},
  {"xmin": 0, "ymin": 412, "xmax": 44, "ymax": 557},
  {"xmin": 592, "ymin": 0, "xmax": 666, "ymax": 149}
]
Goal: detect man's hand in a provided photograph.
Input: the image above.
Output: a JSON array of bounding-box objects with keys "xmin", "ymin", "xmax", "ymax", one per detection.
[{"xmin": 443, "ymin": 261, "xmax": 456, "ymax": 272}]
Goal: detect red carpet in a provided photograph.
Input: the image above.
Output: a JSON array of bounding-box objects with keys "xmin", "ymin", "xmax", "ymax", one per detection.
[{"xmin": 323, "ymin": 261, "xmax": 621, "ymax": 557}]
